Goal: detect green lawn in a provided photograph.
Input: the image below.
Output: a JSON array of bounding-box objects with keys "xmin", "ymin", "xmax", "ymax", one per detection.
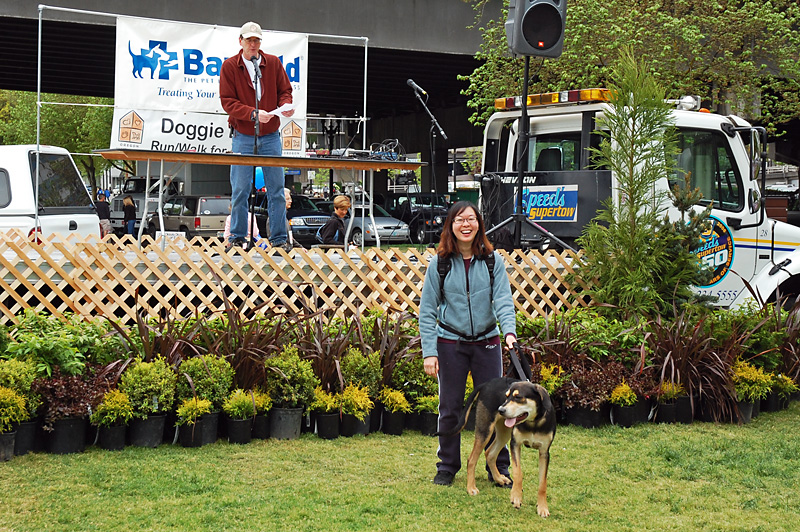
[{"xmin": 2, "ymin": 403, "xmax": 799, "ymax": 532}]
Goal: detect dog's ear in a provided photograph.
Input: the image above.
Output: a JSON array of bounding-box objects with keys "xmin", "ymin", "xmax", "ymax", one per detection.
[{"xmin": 532, "ymin": 383, "xmax": 548, "ymax": 401}]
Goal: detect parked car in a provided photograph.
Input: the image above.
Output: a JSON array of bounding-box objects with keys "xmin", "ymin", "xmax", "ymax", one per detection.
[
  {"xmin": 379, "ymin": 192, "xmax": 450, "ymax": 244},
  {"xmin": 146, "ymin": 195, "xmax": 231, "ymax": 239},
  {"xmin": 0, "ymin": 144, "xmax": 100, "ymax": 239},
  {"xmin": 253, "ymin": 192, "xmax": 329, "ymax": 247},
  {"xmin": 347, "ymin": 205, "xmax": 409, "ymax": 245}
]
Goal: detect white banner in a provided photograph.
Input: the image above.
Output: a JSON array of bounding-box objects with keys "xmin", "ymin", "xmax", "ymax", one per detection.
[{"xmin": 111, "ymin": 16, "xmax": 308, "ymax": 156}]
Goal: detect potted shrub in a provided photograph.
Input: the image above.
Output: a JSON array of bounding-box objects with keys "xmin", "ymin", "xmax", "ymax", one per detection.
[
  {"xmin": 0, "ymin": 359, "xmax": 40, "ymax": 455},
  {"xmin": 310, "ymin": 386, "xmax": 341, "ymax": 440},
  {"xmin": 90, "ymin": 389, "xmax": 134, "ymax": 451},
  {"xmin": 378, "ymin": 386, "xmax": 411, "ymax": 436},
  {"xmin": 264, "ymin": 346, "xmax": 320, "ymax": 440},
  {"xmin": 31, "ymin": 366, "xmax": 102, "ymax": 454},
  {"xmin": 413, "ymin": 395, "xmax": 439, "ymax": 436},
  {"xmin": 731, "ymin": 359, "xmax": 773, "ymax": 424},
  {"xmin": 656, "ymin": 381, "xmax": 684, "ymax": 424},
  {"xmin": 769, "ymin": 374, "xmax": 799, "ymax": 410},
  {"xmin": 176, "ymin": 354, "xmax": 234, "ymax": 445},
  {"xmin": 0, "ymin": 386, "xmax": 26, "ymax": 461},
  {"xmin": 339, "ymin": 383, "xmax": 373, "ymax": 437},
  {"xmin": 251, "ymin": 389, "xmax": 273, "ymax": 440},
  {"xmin": 223, "ymin": 389, "xmax": 256, "ymax": 444},
  {"xmin": 119, "ymin": 357, "xmax": 177, "ymax": 447},
  {"xmin": 341, "ymin": 347, "xmax": 382, "ymax": 432},
  {"xmin": 176, "ymin": 397, "xmax": 212, "ymax": 447},
  {"xmin": 389, "ymin": 352, "xmax": 437, "ymax": 430},
  {"xmin": 609, "ymin": 380, "xmax": 640, "ymax": 428},
  {"xmin": 559, "ymin": 360, "xmax": 621, "ymax": 428}
]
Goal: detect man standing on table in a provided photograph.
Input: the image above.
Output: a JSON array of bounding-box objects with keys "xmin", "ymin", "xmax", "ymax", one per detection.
[{"xmin": 220, "ymin": 21, "xmax": 294, "ymax": 251}]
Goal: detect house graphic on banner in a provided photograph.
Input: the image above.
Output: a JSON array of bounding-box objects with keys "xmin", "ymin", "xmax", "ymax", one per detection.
[
  {"xmin": 281, "ymin": 121, "xmax": 303, "ymax": 151},
  {"xmin": 118, "ymin": 110, "xmax": 144, "ymax": 144}
]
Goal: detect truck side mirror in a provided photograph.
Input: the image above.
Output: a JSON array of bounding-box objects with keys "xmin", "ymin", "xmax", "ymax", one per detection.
[{"xmin": 748, "ymin": 189, "xmax": 760, "ymax": 214}]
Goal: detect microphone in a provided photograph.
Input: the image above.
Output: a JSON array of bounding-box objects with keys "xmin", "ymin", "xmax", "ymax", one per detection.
[
  {"xmin": 250, "ymin": 56, "xmax": 261, "ymax": 79},
  {"xmin": 406, "ymin": 79, "xmax": 427, "ymax": 95}
]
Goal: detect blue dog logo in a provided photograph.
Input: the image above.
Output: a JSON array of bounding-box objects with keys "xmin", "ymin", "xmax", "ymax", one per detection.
[{"xmin": 128, "ymin": 40, "xmax": 178, "ymax": 80}]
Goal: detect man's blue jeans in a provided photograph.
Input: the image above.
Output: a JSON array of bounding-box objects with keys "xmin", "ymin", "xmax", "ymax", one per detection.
[{"xmin": 230, "ymin": 130, "xmax": 286, "ymax": 244}]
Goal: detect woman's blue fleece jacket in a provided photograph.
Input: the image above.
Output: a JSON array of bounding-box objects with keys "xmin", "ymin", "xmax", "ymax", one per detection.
[{"xmin": 419, "ymin": 251, "xmax": 517, "ymax": 359}]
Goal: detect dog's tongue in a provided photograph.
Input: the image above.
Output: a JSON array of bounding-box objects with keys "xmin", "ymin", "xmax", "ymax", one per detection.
[{"xmin": 504, "ymin": 417, "xmax": 517, "ymax": 428}]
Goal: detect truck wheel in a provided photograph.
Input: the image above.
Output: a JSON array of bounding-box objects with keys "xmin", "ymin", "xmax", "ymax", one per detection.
[{"xmin": 147, "ymin": 223, "xmax": 156, "ymax": 239}]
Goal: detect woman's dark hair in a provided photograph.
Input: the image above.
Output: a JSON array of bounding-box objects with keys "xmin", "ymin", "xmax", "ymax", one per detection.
[{"xmin": 437, "ymin": 201, "xmax": 494, "ymax": 259}]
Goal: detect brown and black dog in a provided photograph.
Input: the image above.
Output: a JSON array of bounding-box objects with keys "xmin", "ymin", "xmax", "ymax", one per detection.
[{"xmin": 438, "ymin": 377, "xmax": 557, "ymax": 516}]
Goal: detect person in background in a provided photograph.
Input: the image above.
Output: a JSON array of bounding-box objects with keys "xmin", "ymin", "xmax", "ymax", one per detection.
[
  {"xmin": 284, "ymin": 188, "xmax": 295, "ymax": 247},
  {"xmin": 122, "ymin": 195, "xmax": 136, "ymax": 236},
  {"xmin": 319, "ymin": 194, "xmax": 350, "ymax": 246},
  {"xmin": 223, "ymin": 202, "xmax": 267, "ymax": 250},
  {"xmin": 419, "ymin": 201, "xmax": 517, "ymax": 487},
  {"xmin": 220, "ymin": 21, "xmax": 294, "ymax": 252},
  {"xmin": 96, "ymin": 193, "xmax": 112, "ymax": 237}
]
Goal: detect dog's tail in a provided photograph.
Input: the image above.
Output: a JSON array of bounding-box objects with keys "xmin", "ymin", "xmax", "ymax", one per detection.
[{"xmin": 433, "ymin": 386, "xmax": 481, "ymax": 437}]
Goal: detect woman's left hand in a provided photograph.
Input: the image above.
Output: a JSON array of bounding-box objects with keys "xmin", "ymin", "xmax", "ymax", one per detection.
[{"xmin": 506, "ymin": 335, "xmax": 517, "ymax": 351}]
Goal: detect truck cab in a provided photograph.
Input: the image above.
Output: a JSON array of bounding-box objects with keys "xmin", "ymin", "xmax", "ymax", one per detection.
[
  {"xmin": 0, "ymin": 145, "xmax": 100, "ymax": 239},
  {"xmin": 480, "ymin": 88, "xmax": 800, "ymax": 308}
]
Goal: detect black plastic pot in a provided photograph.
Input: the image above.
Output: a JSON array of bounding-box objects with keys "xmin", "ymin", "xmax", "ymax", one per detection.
[
  {"xmin": 270, "ymin": 407, "xmax": 302, "ymax": 440},
  {"xmin": 252, "ymin": 414, "xmax": 270, "ymax": 439},
  {"xmin": 13, "ymin": 420, "xmax": 37, "ymax": 456},
  {"xmin": 315, "ymin": 412, "xmax": 340, "ymax": 440},
  {"xmin": 418, "ymin": 412, "xmax": 439, "ymax": 436},
  {"xmin": 227, "ymin": 417, "xmax": 252, "ymax": 444},
  {"xmin": 129, "ymin": 414, "xmax": 166, "ymax": 448},
  {"xmin": 656, "ymin": 402, "xmax": 677, "ymax": 424},
  {"xmin": 178, "ymin": 420, "xmax": 204, "ymax": 447},
  {"xmin": 381, "ymin": 411, "xmax": 405, "ymax": 436},
  {"xmin": 0, "ymin": 431, "xmax": 15, "ymax": 461},
  {"xmin": 98, "ymin": 424, "xmax": 127, "ymax": 451},
  {"xmin": 341, "ymin": 413, "xmax": 370, "ymax": 437},
  {"xmin": 47, "ymin": 417, "xmax": 87, "ymax": 454},
  {"xmin": 564, "ymin": 404, "xmax": 610, "ymax": 428},
  {"xmin": 200, "ymin": 411, "xmax": 219, "ymax": 445}
]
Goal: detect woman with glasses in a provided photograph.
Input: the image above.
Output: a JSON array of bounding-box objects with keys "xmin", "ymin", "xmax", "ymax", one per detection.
[{"xmin": 419, "ymin": 200, "xmax": 517, "ymax": 487}]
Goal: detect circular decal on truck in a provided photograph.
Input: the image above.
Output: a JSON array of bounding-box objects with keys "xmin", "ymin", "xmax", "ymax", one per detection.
[{"xmin": 693, "ymin": 216, "xmax": 735, "ymax": 287}]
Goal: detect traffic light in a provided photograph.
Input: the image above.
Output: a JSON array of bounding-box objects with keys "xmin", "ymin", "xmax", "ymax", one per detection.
[{"xmin": 505, "ymin": 0, "xmax": 567, "ymax": 58}]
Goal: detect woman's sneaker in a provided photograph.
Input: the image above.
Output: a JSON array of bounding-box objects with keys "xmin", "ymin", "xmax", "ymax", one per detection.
[{"xmin": 432, "ymin": 471, "xmax": 455, "ymax": 486}]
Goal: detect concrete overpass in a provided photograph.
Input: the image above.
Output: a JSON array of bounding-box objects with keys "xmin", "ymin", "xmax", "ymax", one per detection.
[{"xmin": 0, "ymin": 0, "xmax": 505, "ymax": 192}]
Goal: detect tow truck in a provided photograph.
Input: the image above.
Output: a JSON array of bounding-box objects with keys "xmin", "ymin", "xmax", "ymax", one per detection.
[{"xmin": 479, "ymin": 88, "xmax": 800, "ymax": 308}]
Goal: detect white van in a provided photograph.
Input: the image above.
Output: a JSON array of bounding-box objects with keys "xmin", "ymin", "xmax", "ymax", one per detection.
[{"xmin": 0, "ymin": 145, "xmax": 100, "ymax": 239}]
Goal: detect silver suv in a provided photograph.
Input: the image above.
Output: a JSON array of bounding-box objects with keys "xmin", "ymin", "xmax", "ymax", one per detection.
[{"xmin": 146, "ymin": 195, "xmax": 231, "ymax": 239}]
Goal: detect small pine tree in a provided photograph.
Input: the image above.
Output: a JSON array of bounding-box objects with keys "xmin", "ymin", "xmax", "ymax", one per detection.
[{"xmin": 576, "ymin": 47, "xmax": 712, "ymax": 318}]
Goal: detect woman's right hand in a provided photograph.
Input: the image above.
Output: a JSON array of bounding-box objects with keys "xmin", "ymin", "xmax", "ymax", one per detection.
[{"xmin": 423, "ymin": 357, "xmax": 439, "ymax": 376}]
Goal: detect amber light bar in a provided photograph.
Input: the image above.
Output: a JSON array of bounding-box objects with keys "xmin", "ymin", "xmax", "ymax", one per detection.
[{"xmin": 494, "ymin": 88, "xmax": 611, "ymax": 110}]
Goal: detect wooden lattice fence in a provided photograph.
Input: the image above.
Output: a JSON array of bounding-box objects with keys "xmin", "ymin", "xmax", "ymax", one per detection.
[{"xmin": 0, "ymin": 231, "xmax": 590, "ymax": 326}]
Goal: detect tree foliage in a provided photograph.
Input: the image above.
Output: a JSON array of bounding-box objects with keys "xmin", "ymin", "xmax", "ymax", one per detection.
[
  {"xmin": 0, "ymin": 90, "xmax": 115, "ymax": 190},
  {"xmin": 575, "ymin": 48, "xmax": 711, "ymax": 318},
  {"xmin": 461, "ymin": 0, "xmax": 800, "ymax": 134}
]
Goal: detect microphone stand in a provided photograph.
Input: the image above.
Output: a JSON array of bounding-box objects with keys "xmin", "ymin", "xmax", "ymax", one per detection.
[
  {"xmin": 250, "ymin": 56, "xmax": 260, "ymax": 250},
  {"xmin": 413, "ymin": 89, "xmax": 447, "ymax": 245}
]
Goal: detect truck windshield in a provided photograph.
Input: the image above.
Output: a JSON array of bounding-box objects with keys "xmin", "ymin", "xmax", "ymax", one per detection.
[
  {"xmin": 672, "ymin": 129, "xmax": 743, "ymax": 212},
  {"xmin": 29, "ymin": 153, "xmax": 94, "ymax": 210},
  {"xmin": 526, "ymin": 134, "xmax": 581, "ymax": 172},
  {"xmin": 411, "ymin": 195, "xmax": 448, "ymax": 208}
]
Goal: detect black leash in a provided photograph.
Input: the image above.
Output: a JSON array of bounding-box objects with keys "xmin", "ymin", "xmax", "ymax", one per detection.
[{"xmin": 507, "ymin": 342, "xmax": 531, "ymax": 381}]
